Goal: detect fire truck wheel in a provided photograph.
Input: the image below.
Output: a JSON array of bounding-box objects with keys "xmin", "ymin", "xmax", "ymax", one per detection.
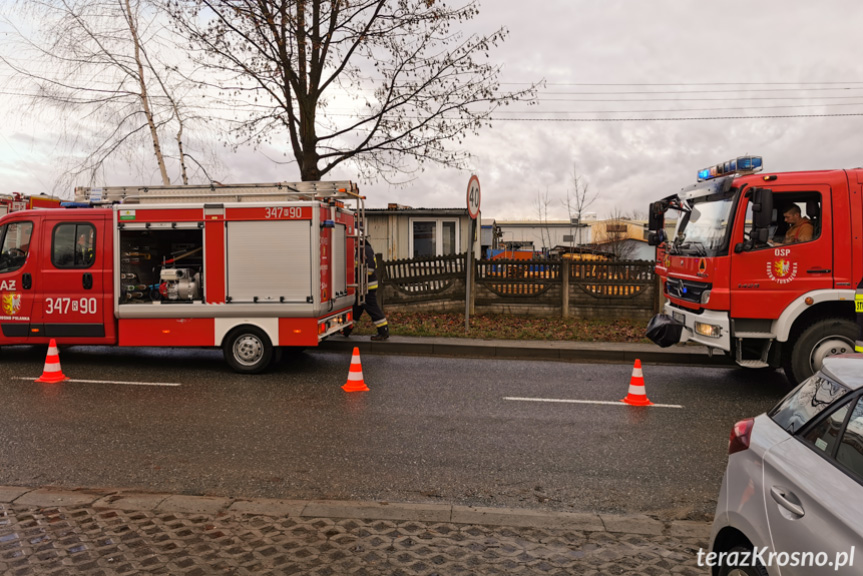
[
  {"xmin": 223, "ymin": 327, "xmax": 273, "ymax": 374},
  {"xmin": 782, "ymin": 317, "xmax": 856, "ymax": 386}
]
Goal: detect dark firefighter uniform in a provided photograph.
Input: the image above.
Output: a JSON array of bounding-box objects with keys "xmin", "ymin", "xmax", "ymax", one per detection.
[
  {"xmin": 856, "ymin": 277, "xmax": 863, "ymax": 353},
  {"xmin": 343, "ymin": 239, "xmax": 389, "ymax": 341}
]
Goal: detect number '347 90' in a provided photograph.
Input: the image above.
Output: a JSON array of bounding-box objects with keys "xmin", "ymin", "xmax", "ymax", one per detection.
[{"xmin": 45, "ymin": 297, "xmax": 98, "ymax": 315}]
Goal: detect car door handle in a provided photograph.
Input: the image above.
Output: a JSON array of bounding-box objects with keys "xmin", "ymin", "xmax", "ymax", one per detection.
[
  {"xmin": 770, "ymin": 486, "xmax": 805, "ymax": 517},
  {"xmin": 22, "ymin": 273, "xmax": 31, "ymax": 290},
  {"xmin": 806, "ymin": 268, "xmax": 831, "ymax": 274},
  {"xmin": 82, "ymin": 273, "xmax": 93, "ymax": 290}
]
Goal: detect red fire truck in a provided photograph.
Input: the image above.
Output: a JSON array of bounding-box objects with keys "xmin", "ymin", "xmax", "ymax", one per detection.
[
  {"xmin": 0, "ymin": 181, "xmax": 365, "ymax": 373},
  {"xmin": 647, "ymin": 156, "xmax": 862, "ymax": 385},
  {"xmin": 0, "ymin": 192, "xmax": 62, "ymax": 216}
]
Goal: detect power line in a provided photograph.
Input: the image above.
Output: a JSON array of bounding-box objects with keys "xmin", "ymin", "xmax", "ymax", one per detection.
[
  {"xmin": 538, "ymin": 95, "xmax": 863, "ymax": 102},
  {"xmin": 490, "ymin": 102, "xmax": 863, "ymax": 114},
  {"xmin": 542, "ymin": 87, "xmax": 863, "ymax": 95},
  {"xmin": 483, "ymin": 112, "xmax": 863, "ymax": 122},
  {"xmin": 501, "ymin": 81, "xmax": 863, "ymax": 86}
]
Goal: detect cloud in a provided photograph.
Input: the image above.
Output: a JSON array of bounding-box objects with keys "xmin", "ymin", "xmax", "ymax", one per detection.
[{"xmin": 2, "ymin": 0, "xmax": 863, "ymax": 221}]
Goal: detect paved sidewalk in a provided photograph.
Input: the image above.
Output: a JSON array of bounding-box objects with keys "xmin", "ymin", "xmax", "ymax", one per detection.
[
  {"xmin": 320, "ymin": 334, "xmax": 732, "ymax": 368},
  {"xmin": 0, "ymin": 486, "xmax": 711, "ymax": 575}
]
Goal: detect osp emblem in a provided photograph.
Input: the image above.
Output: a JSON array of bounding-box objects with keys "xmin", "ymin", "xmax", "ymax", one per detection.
[
  {"xmin": 766, "ymin": 259, "xmax": 798, "ymax": 285},
  {"xmin": 2, "ymin": 292, "xmax": 21, "ymax": 316}
]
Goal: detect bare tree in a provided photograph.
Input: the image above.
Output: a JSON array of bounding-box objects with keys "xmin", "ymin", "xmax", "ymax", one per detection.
[
  {"xmin": 0, "ymin": 0, "xmax": 213, "ymax": 188},
  {"xmin": 167, "ymin": 0, "xmax": 536, "ymax": 182},
  {"xmin": 562, "ymin": 163, "xmax": 598, "ymax": 246},
  {"xmin": 534, "ymin": 185, "xmax": 552, "ymax": 254},
  {"xmin": 599, "ymin": 206, "xmax": 637, "ymax": 260}
]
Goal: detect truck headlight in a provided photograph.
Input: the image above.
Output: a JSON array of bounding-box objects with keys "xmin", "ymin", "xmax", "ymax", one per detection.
[
  {"xmin": 695, "ymin": 322, "xmax": 722, "ymax": 338},
  {"xmin": 700, "ymin": 290, "xmax": 711, "ymax": 304}
]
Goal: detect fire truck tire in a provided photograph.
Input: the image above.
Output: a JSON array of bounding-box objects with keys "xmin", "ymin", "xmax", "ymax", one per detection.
[
  {"xmin": 782, "ymin": 318, "xmax": 856, "ymax": 386},
  {"xmin": 223, "ymin": 326, "xmax": 273, "ymax": 374}
]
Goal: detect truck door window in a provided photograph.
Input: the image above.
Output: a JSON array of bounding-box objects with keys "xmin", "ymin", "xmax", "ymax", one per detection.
[
  {"xmin": 0, "ymin": 222, "xmax": 33, "ymax": 273},
  {"xmin": 744, "ymin": 192, "xmax": 821, "ymax": 249},
  {"xmin": 53, "ymin": 223, "xmax": 96, "ymax": 268}
]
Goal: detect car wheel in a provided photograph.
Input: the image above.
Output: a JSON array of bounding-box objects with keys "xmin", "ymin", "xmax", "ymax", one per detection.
[
  {"xmin": 223, "ymin": 326, "xmax": 273, "ymax": 374},
  {"xmin": 717, "ymin": 546, "xmax": 768, "ymax": 576},
  {"xmin": 782, "ymin": 317, "xmax": 856, "ymax": 386}
]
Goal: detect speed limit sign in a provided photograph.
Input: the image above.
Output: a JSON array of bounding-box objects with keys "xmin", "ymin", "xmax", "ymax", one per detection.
[{"xmin": 466, "ymin": 175, "xmax": 480, "ymax": 219}]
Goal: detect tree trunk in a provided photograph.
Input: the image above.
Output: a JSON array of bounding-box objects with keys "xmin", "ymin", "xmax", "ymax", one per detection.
[{"xmin": 125, "ymin": 0, "xmax": 170, "ymax": 186}]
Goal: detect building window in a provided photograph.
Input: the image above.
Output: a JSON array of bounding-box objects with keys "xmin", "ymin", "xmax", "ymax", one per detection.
[{"xmin": 411, "ymin": 219, "xmax": 459, "ymax": 257}]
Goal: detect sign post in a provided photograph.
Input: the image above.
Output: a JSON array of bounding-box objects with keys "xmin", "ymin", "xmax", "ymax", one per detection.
[{"xmin": 465, "ymin": 175, "xmax": 480, "ymax": 332}]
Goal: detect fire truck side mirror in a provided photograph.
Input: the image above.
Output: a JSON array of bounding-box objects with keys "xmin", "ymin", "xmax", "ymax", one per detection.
[
  {"xmin": 648, "ymin": 201, "xmax": 665, "ymax": 232},
  {"xmin": 648, "ymin": 230, "xmax": 666, "ymax": 247},
  {"xmin": 750, "ymin": 187, "xmax": 774, "ymax": 229}
]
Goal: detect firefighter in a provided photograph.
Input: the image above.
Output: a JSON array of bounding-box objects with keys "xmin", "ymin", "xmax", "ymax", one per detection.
[
  {"xmin": 343, "ymin": 237, "xmax": 389, "ymax": 341},
  {"xmin": 77, "ymin": 232, "xmax": 94, "ymax": 265},
  {"xmin": 856, "ymin": 276, "xmax": 863, "ymax": 353},
  {"xmin": 778, "ymin": 205, "xmax": 814, "ymax": 244}
]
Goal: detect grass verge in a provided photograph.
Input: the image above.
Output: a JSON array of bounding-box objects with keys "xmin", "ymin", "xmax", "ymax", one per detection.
[{"xmin": 350, "ymin": 310, "xmax": 649, "ymax": 343}]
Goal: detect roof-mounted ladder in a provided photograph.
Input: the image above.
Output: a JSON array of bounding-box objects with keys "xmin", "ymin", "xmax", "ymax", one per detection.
[{"xmin": 74, "ymin": 181, "xmax": 361, "ymax": 205}]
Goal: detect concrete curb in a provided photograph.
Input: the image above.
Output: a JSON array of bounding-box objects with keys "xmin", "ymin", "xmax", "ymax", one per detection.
[
  {"xmin": 0, "ymin": 485, "xmax": 712, "ymax": 540},
  {"xmin": 318, "ymin": 336, "xmax": 733, "ymax": 367}
]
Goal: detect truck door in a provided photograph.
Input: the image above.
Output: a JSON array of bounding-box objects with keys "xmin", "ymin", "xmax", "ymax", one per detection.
[
  {"xmin": 0, "ymin": 218, "xmax": 37, "ymax": 341},
  {"xmin": 731, "ymin": 185, "xmax": 833, "ymax": 319},
  {"xmin": 34, "ymin": 217, "xmax": 108, "ymax": 340}
]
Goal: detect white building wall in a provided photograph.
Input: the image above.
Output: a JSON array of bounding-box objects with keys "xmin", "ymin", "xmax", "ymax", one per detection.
[{"xmin": 496, "ymin": 222, "xmax": 592, "ymax": 251}]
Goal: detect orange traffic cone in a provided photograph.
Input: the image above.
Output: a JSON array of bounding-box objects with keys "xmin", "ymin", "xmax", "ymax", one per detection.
[
  {"xmin": 621, "ymin": 359, "xmax": 653, "ymax": 406},
  {"xmin": 342, "ymin": 347, "xmax": 369, "ymax": 392},
  {"xmin": 35, "ymin": 339, "xmax": 69, "ymax": 383}
]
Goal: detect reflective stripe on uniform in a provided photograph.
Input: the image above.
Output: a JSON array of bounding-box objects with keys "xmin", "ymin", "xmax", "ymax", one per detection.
[{"xmin": 857, "ymin": 278, "xmax": 863, "ymax": 352}]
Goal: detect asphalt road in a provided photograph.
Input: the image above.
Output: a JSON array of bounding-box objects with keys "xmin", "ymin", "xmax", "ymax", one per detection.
[{"xmin": 0, "ymin": 344, "xmax": 794, "ymax": 521}]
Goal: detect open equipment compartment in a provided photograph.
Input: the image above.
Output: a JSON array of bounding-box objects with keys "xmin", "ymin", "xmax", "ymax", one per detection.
[{"xmin": 118, "ymin": 225, "xmax": 204, "ymax": 304}]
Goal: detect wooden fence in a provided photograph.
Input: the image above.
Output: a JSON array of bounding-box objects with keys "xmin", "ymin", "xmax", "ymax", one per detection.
[{"xmin": 378, "ymin": 254, "xmax": 658, "ymax": 320}]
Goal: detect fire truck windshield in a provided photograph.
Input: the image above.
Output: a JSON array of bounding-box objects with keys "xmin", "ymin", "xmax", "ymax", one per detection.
[{"xmin": 669, "ymin": 190, "xmax": 736, "ymax": 257}]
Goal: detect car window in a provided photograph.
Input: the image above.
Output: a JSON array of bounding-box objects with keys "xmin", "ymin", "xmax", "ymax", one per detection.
[
  {"xmin": 802, "ymin": 397, "xmax": 853, "ymax": 455},
  {"xmin": 0, "ymin": 221, "xmax": 33, "ymax": 273},
  {"xmin": 769, "ymin": 375, "xmax": 849, "ymax": 434},
  {"xmin": 836, "ymin": 397, "xmax": 863, "ymax": 481},
  {"xmin": 743, "ymin": 192, "xmax": 822, "ymax": 250},
  {"xmin": 52, "ymin": 223, "xmax": 96, "ymax": 268}
]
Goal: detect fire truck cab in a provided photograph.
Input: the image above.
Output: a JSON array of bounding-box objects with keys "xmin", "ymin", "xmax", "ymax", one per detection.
[
  {"xmin": 0, "ymin": 181, "xmax": 365, "ymax": 373},
  {"xmin": 647, "ymin": 156, "xmax": 862, "ymax": 385}
]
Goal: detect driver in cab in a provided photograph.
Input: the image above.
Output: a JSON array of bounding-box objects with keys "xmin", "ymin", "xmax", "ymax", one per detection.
[{"xmin": 771, "ymin": 205, "xmax": 814, "ymax": 245}]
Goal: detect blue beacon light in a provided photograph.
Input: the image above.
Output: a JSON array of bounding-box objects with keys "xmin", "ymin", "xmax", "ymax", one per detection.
[{"xmin": 697, "ymin": 156, "xmax": 763, "ymax": 182}]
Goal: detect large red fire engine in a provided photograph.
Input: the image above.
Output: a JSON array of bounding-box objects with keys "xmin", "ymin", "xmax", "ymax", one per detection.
[
  {"xmin": 0, "ymin": 182, "xmax": 365, "ymax": 373},
  {"xmin": 0, "ymin": 192, "xmax": 62, "ymax": 216},
  {"xmin": 647, "ymin": 156, "xmax": 862, "ymax": 385}
]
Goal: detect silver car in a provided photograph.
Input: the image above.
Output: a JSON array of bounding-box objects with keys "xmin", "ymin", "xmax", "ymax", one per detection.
[{"xmin": 709, "ymin": 355, "xmax": 863, "ymax": 576}]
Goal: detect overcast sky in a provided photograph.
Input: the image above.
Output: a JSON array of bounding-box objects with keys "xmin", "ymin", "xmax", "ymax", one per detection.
[{"xmin": 2, "ymin": 0, "xmax": 863, "ymax": 221}]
